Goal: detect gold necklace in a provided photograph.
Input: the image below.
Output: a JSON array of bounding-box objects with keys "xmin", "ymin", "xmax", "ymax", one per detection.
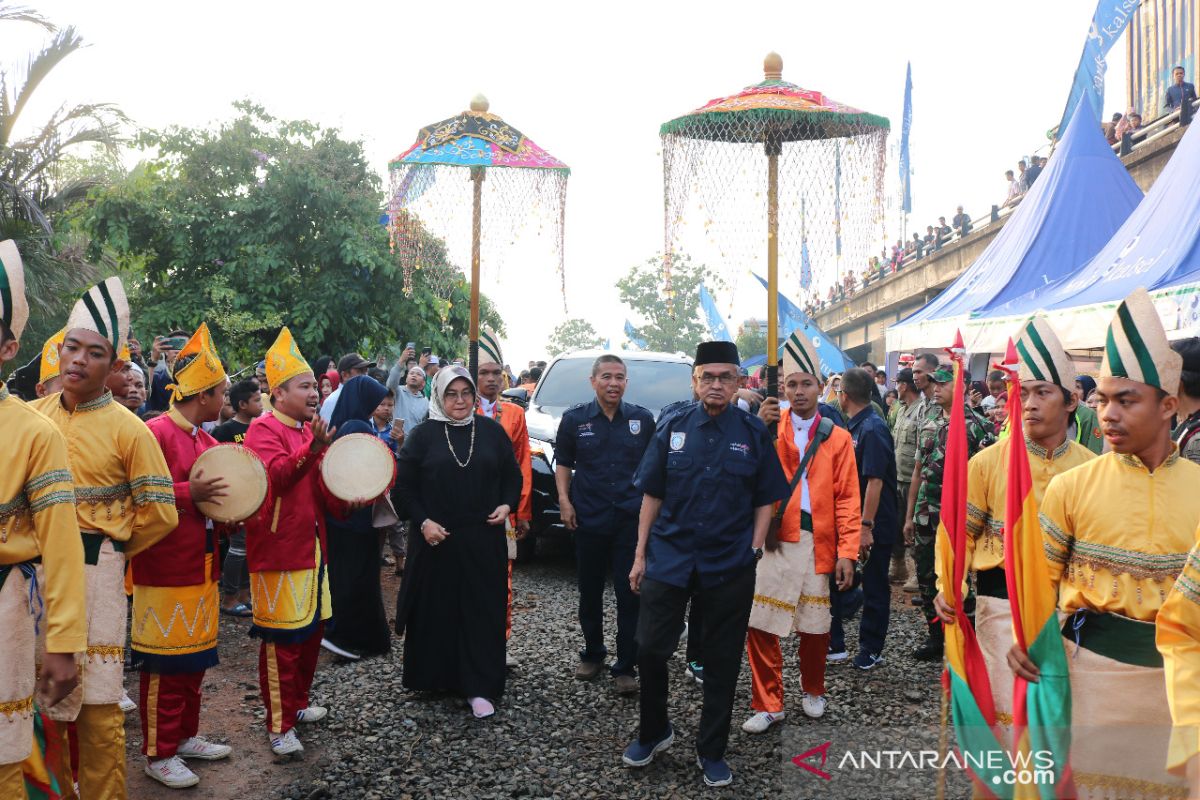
[{"xmin": 445, "ymin": 420, "xmax": 476, "ymax": 468}]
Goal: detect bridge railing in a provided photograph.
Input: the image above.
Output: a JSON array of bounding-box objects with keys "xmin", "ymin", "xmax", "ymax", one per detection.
[{"xmin": 808, "ymin": 99, "xmax": 1200, "ymax": 316}]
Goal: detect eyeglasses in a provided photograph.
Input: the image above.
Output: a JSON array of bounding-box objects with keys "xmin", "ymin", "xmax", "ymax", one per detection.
[
  {"xmin": 443, "ymin": 389, "xmax": 475, "ymax": 402},
  {"xmin": 696, "ymin": 372, "xmax": 738, "ymax": 386}
]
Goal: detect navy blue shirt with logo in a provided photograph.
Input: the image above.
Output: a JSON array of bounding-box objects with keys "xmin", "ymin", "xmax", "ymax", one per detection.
[
  {"xmin": 846, "ymin": 406, "xmax": 899, "ymax": 545},
  {"xmin": 555, "ymin": 399, "xmax": 656, "ymax": 531},
  {"xmin": 634, "ymin": 403, "xmax": 790, "ymax": 589}
]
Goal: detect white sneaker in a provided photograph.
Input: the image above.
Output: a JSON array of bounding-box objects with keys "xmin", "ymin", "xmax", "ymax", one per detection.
[
  {"xmin": 801, "ymin": 693, "xmax": 827, "ymax": 719},
  {"xmin": 827, "ymin": 649, "xmax": 849, "ymax": 663},
  {"xmin": 177, "ymin": 736, "xmax": 232, "ymax": 761},
  {"xmin": 119, "ymin": 691, "xmax": 137, "ymax": 713},
  {"xmin": 506, "ymin": 650, "xmax": 519, "ymax": 668},
  {"xmin": 269, "ymin": 728, "xmax": 304, "ymax": 756},
  {"xmin": 741, "ymin": 710, "xmax": 786, "ymax": 734},
  {"xmin": 295, "ymin": 706, "xmax": 327, "ymax": 723},
  {"xmin": 144, "ymin": 755, "xmax": 199, "ymax": 788},
  {"xmin": 320, "ymin": 638, "xmax": 360, "ymax": 660}
]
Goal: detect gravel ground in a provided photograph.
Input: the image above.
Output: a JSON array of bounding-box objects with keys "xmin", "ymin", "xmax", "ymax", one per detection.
[{"xmin": 249, "ymin": 540, "xmax": 961, "ymax": 800}]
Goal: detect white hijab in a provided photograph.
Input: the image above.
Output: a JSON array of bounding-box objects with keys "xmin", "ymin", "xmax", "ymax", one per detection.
[{"xmin": 429, "ymin": 365, "xmax": 476, "ymax": 427}]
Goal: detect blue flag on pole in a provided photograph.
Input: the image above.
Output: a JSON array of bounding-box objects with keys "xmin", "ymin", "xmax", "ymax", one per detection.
[
  {"xmin": 698, "ymin": 284, "xmax": 733, "ymax": 342},
  {"xmin": 1056, "ymin": 0, "xmax": 1142, "ymax": 140},
  {"xmin": 800, "ymin": 197, "xmax": 813, "ymax": 290},
  {"xmin": 752, "ymin": 273, "xmax": 851, "ymax": 377},
  {"xmin": 623, "ymin": 320, "xmax": 647, "ymax": 350},
  {"xmin": 834, "ymin": 142, "xmax": 843, "ymax": 257},
  {"xmin": 899, "ymin": 61, "xmax": 913, "ymax": 214}
]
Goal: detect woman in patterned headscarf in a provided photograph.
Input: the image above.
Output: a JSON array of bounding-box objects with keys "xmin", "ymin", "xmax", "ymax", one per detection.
[{"xmin": 392, "ymin": 366, "xmax": 522, "ymax": 719}]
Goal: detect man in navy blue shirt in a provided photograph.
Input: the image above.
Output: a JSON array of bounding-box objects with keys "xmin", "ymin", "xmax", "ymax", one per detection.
[
  {"xmin": 555, "ymin": 355, "xmax": 655, "ymax": 695},
  {"xmin": 622, "ymin": 341, "xmax": 789, "ymax": 789},
  {"xmin": 1167, "ymin": 65, "xmax": 1197, "ymax": 126},
  {"xmin": 829, "ymin": 368, "xmax": 898, "ymax": 670}
]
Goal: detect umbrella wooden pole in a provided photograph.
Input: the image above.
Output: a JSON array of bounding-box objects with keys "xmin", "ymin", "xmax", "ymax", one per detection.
[
  {"xmin": 469, "ymin": 166, "xmax": 484, "ymax": 383},
  {"xmin": 766, "ymin": 144, "xmax": 780, "ymax": 400}
]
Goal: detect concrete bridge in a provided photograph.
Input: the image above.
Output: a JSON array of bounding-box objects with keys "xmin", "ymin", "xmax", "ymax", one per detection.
[{"xmin": 811, "ymin": 121, "xmax": 1187, "ymax": 365}]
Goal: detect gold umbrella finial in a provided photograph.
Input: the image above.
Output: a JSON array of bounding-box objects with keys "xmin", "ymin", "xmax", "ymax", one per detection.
[
  {"xmin": 764, "ymin": 52, "xmax": 783, "ymax": 80},
  {"xmin": 470, "ymin": 93, "xmax": 490, "ymax": 113}
]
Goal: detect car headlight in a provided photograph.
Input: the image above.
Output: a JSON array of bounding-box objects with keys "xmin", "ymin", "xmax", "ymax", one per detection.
[{"xmin": 529, "ymin": 437, "xmax": 555, "ymax": 466}]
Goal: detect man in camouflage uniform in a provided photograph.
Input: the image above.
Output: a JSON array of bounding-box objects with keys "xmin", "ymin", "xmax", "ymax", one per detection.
[
  {"xmin": 907, "ymin": 366, "xmax": 994, "ymax": 661},
  {"xmin": 890, "ymin": 367, "xmax": 924, "ymax": 588}
]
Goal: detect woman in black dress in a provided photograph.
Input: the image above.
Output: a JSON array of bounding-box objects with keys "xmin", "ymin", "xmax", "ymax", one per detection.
[
  {"xmin": 323, "ymin": 375, "xmax": 394, "ymax": 659},
  {"xmin": 393, "ymin": 366, "xmax": 521, "ymax": 718}
]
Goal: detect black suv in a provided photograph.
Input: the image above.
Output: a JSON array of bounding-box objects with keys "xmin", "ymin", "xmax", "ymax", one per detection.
[{"xmin": 509, "ymin": 350, "xmax": 693, "ymax": 559}]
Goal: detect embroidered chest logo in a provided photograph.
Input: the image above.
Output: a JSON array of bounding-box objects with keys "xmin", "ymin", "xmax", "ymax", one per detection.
[
  {"xmin": 578, "ymin": 422, "xmax": 594, "ymax": 438},
  {"xmin": 629, "ymin": 420, "xmax": 642, "ymax": 435},
  {"xmin": 728, "ymin": 442, "xmax": 750, "ymax": 457},
  {"xmin": 669, "ymin": 432, "xmax": 686, "ymax": 451}
]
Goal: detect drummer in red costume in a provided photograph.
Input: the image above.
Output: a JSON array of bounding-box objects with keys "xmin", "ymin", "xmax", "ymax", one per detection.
[
  {"xmin": 244, "ymin": 327, "xmax": 350, "ymax": 758},
  {"xmin": 475, "ymin": 330, "xmax": 532, "ymax": 665},
  {"xmin": 136, "ymin": 322, "xmax": 233, "ymax": 789}
]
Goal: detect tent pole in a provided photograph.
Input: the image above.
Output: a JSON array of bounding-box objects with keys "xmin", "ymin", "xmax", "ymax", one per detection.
[{"xmin": 469, "ymin": 166, "xmax": 484, "ymax": 384}]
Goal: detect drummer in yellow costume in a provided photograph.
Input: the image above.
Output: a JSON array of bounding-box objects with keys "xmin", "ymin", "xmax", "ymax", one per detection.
[
  {"xmin": 0, "ymin": 241, "xmax": 85, "ymax": 799},
  {"xmin": 934, "ymin": 315, "xmax": 1094, "ymax": 742},
  {"xmin": 135, "ymin": 323, "xmax": 233, "ymax": 789},
  {"xmin": 1009, "ymin": 288, "xmax": 1200, "ymax": 799},
  {"xmin": 30, "ymin": 276, "xmax": 178, "ymax": 800}
]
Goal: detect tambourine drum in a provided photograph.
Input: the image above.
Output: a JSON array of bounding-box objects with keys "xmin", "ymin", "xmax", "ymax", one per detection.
[
  {"xmin": 320, "ymin": 433, "xmax": 395, "ymax": 504},
  {"xmin": 189, "ymin": 444, "xmax": 268, "ymax": 524}
]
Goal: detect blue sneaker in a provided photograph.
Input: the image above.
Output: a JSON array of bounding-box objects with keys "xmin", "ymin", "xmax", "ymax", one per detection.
[
  {"xmin": 696, "ymin": 755, "xmax": 733, "ymax": 787},
  {"xmin": 685, "ymin": 661, "xmax": 705, "ymax": 685},
  {"xmin": 622, "ymin": 723, "xmax": 674, "ymax": 767},
  {"xmin": 854, "ymin": 650, "xmax": 884, "ymax": 671}
]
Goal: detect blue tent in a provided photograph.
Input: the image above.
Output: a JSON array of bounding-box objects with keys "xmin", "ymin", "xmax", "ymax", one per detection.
[
  {"xmin": 887, "ymin": 103, "xmax": 1143, "ymax": 352},
  {"xmin": 751, "ymin": 274, "xmax": 853, "ymax": 376},
  {"xmin": 968, "ymin": 110, "xmax": 1200, "ymax": 351}
]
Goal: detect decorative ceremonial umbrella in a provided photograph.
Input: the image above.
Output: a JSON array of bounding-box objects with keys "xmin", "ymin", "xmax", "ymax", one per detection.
[
  {"xmin": 660, "ymin": 53, "xmax": 888, "ymax": 394},
  {"xmin": 388, "ymin": 95, "xmax": 569, "ymax": 379}
]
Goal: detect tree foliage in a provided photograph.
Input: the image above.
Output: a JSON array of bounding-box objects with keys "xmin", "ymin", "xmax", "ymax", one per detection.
[
  {"xmin": 1, "ymin": 6, "xmax": 128, "ymax": 363},
  {"xmin": 735, "ymin": 321, "xmax": 768, "ymax": 363},
  {"xmin": 617, "ymin": 253, "xmax": 717, "ymax": 354},
  {"xmin": 79, "ymin": 102, "xmax": 498, "ymax": 366},
  {"xmin": 547, "ymin": 318, "xmax": 602, "ymax": 357}
]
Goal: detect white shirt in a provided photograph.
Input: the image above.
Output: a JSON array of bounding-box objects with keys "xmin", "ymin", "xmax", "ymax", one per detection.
[
  {"xmin": 478, "ymin": 396, "xmax": 499, "ymax": 418},
  {"xmin": 319, "ymin": 385, "xmax": 344, "ymax": 423},
  {"xmin": 791, "ymin": 412, "xmax": 816, "ymax": 513}
]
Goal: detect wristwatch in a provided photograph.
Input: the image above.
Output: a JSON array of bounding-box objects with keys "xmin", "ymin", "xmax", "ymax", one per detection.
[
  {"xmin": 861, "ymin": 520, "xmax": 875, "ymax": 529},
  {"xmin": 752, "ymin": 546, "xmax": 764, "ymax": 561}
]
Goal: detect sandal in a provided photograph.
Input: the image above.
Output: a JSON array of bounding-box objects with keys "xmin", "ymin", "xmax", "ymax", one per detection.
[{"xmin": 220, "ymin": 603, "xmax": 252, "ymax": 618}]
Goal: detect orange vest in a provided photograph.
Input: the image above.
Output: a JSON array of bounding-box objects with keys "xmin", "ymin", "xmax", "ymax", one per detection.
[
  {"xmin": 775, "ymin": 412, "xmax": 862, "ymax": 573},
  {"xmin": 478, "ymin": 398, "xmax": 532, "ymax": 521}
]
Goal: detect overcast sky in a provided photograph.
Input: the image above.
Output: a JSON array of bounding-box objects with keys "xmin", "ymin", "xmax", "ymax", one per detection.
[{"xmin": 11, "ymin": 0, "xmax": 1128, "ymax": 361}]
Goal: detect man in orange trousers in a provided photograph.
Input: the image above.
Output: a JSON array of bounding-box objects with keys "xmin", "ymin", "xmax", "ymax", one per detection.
[{"xmin": 743, "ymin": 331, "xmax": 860, "ymax": 732}]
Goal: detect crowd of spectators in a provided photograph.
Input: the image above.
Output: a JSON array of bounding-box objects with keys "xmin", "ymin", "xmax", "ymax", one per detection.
[{"xmin": 800, "ymin": 66, "xmax": 1199, "ymax": 320}]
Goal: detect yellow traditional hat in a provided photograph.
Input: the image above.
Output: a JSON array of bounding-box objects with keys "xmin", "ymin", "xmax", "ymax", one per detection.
[
  {"xmin": 39, "ymin": 328, "xmax": 66, "ymax": 383},
  {"xmin": 265, "ymin": 326, "xmax": 310, "ymax": 390},
  {"xmin": 1101, "ymin": 288, "xmax": 1182, "ymax": 396},
  {"xmin": 1013, "ymin": 314, "xmax": 1075, "ymax": 389},
  {"xmin": 781, "ymin": 330, "xmax": 822, "ymax": 378},
  {"xmin": 65, "ymin": 276, "xmax": 129, "ymax": 355},
  {"xmin": 478, "ymin": 329, "xmax": 503, "ymax": 366},
  {"xmin": 0, "ymin": 240, "xmax": 29, "ymax": 341},
  {"xmin": 168, "ymin": 322, "xmax": 227, "ymax": 401}
]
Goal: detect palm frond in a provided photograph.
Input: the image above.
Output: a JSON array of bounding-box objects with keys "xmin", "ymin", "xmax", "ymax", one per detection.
[
  {"xmin": 1, "ymin": 26, "xmax": 85, "ymax": 149},
  {"xmin": 0, "ymin": 3, "xmax": 55, "ymax": 32}
]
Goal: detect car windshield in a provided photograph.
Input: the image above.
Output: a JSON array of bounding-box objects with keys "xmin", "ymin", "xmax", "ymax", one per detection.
[{"xmin": 533, "ymin": 357, "xmax": 693, "ymax": 417}]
